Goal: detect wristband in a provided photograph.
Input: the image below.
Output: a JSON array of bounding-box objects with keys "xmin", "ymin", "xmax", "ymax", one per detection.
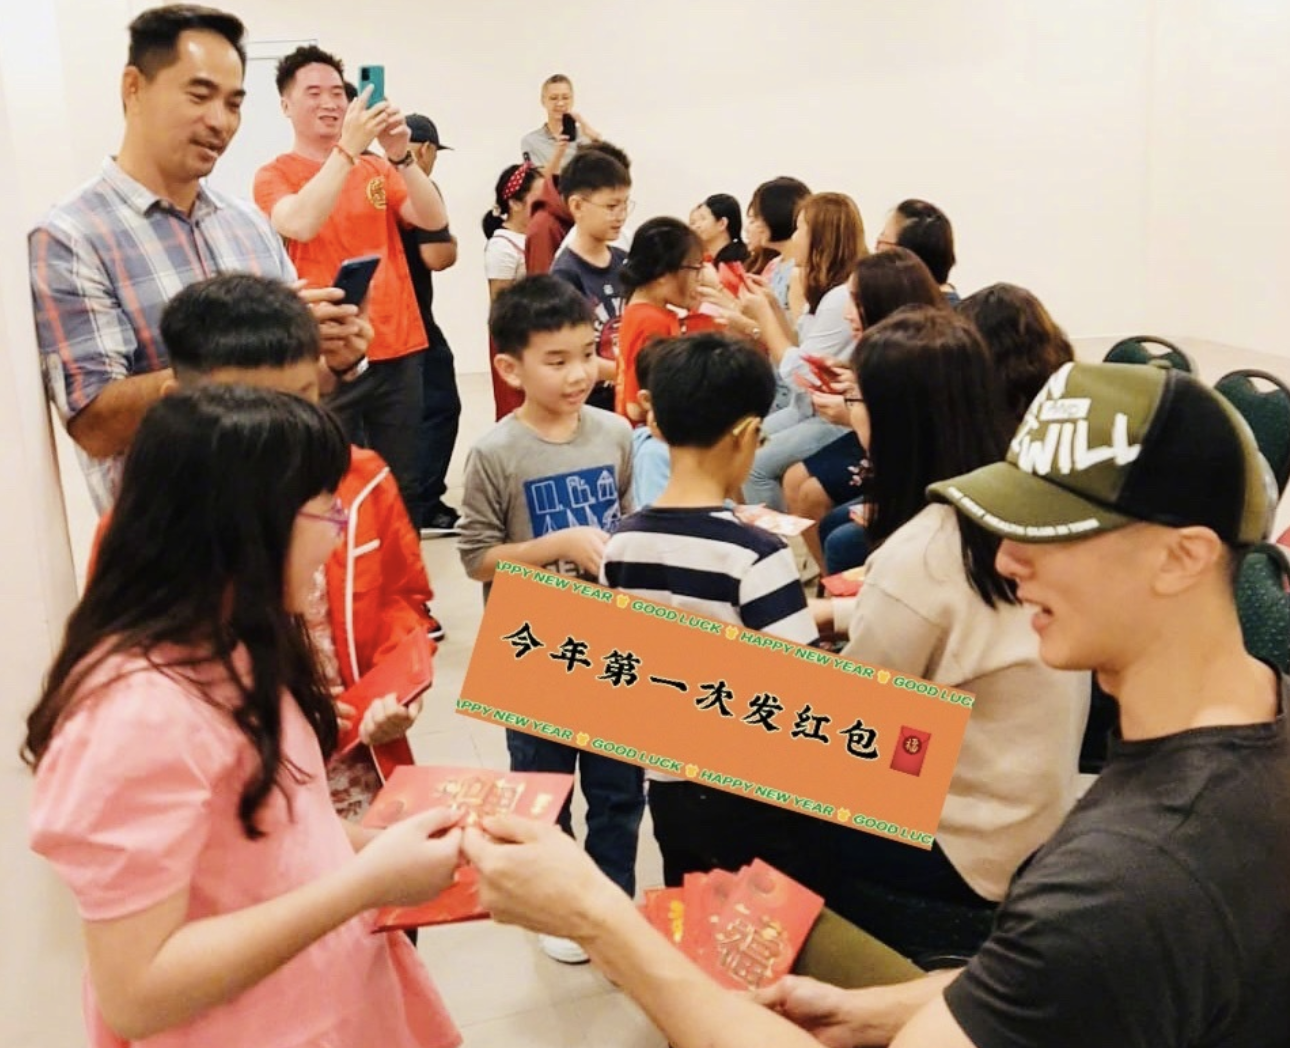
[
  {"xmin": 333, "ymin": 143, "xmax": 357, "ymax": 166},
  {"xmin": 389, "ymin": 151, "xmax": 415, "ymax": 168},
  {"xmin": 329, "ymin": 355, "xmax": 369, "ymax": 380}
]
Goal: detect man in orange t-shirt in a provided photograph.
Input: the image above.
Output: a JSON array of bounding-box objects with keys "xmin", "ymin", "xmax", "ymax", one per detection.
[{"xmin": 254, "ymin": 45, "xmax": 448, "ymax": 509}]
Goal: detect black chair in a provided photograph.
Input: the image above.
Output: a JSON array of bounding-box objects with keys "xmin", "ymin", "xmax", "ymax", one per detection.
[
  {"xmin": 1236, "ymin": 543, "xmax": 1290, "ymax": 674},
  {"xmin": 1215, "ymin": 369, "xmax": 1290, "ymax": 498},
  {"xmin": 1103, "ymin": 336, "xmax": 1196, "ymax": 373}
]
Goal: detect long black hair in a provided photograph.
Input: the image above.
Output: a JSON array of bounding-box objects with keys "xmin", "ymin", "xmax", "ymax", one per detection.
[
  {"xmin": 620, "ymin": 216, "xmax": 703, "ymax": 297},
  {"xmin": 23, "ymin": 386, "xmax": 350, "ymax": 838},
  {"xmin": 482, "ymin": 162, "xmax": 542, "ymax": 239},
  {"xmin": 853, "ymin": 306, "xmax": 1017, "ymax": 608},
  {"xmin": 703, "ymin": 193, "xmax": 748, "ymax": 265}
]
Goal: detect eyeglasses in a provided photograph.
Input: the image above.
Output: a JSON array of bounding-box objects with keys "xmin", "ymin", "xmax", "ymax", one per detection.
[
  {"xmin": 578, "ymin": 197, "xmax": 636, "ymax": 218},
  {"xmin": 298, "ymin": 496, "xmax": 349, "ymax": 536},
  {"xmin": 730, "ymin": 415, "xmax": 770, "ymax": 447}
]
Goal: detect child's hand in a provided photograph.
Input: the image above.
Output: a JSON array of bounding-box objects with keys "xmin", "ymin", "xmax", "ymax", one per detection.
[
  {"xmin": 352, "ymin": 807, "xmax": 465, "ymax": 909},
  {"xmin": 560, "ymin": 526, "xmax": 610, "ymax": 577},
  {"xmin": 360, "ymin": 692, "xmax": 425, "ymax": 748}
]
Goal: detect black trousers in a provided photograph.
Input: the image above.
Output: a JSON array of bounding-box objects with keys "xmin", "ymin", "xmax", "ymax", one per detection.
[
  {"xmin": 409, "ymin": 326, "xmax": 461, "ymax": 523},
  {"xmin": 325, "ymin": 351, "xmax": 424, "ymax": 513}
]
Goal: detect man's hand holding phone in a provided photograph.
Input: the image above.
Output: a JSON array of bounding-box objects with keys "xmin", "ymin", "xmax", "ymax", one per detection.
[{"xmin": 340, "ymin": 85, "xmax": 395, "ymax": 157}]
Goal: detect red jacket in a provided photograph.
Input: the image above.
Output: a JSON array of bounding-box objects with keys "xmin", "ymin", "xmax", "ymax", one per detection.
[
  {"xmin": 87, "ymin": 446, "xmax": 434, "ymax": 780},
  {"xmin": 327, "ymin": 447, "xmax": 436, "ymax": 778},
  {"xmin": 524, "ymin": 175, "xmax": 574, "ymax": 275}
]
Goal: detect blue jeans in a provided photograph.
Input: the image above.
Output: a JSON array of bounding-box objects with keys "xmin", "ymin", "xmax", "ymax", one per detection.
[
  {"xmin": 506, "ymin": 729, "xmax": 645, "ymax": 896},
  {"xmin": 744, "ymin": 415, "xmax": 850, "ymax": 510},
  {"xmin": 821, "ymin": 500, "xmax": 871, "ymax": 574}
]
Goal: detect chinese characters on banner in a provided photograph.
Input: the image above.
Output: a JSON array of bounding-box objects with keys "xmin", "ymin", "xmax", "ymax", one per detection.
[{"xmin": 458, "ymin": 563, "xmax": 976, "ymax": 848}]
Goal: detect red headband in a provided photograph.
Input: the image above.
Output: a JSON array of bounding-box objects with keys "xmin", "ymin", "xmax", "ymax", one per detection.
[{"xmin": 503, "ymin": 161, "xmax": 534, "ymax": 202}]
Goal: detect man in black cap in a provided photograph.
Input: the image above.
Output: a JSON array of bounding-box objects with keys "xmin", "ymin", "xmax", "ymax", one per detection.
[
  {"xmin": 460, "ymin": 361, "xmax": 1290, "ymax": 1048},
  {"xmin": 400, "ymin": 113, "xmax": 462, "ymax": 537}
]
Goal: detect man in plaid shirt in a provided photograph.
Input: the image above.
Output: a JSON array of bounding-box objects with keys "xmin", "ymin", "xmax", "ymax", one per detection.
[{"xmin": 29, "ymin": 4, "xmax": 368, "ymax": 512}]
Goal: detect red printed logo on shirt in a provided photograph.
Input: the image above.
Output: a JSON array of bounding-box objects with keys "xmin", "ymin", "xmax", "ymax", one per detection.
[{"xmin": 889, "ymin": 727, "xmax": 931, "ymax": 776}]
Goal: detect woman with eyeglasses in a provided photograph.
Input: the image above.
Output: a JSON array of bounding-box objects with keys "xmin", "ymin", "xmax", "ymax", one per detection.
[
  {"xmin": 806, "ymin": 307, "xmax": 1089, "ymax": 957},
  {"xmin": 24, "ymin": 386, "xmax": 463, "ymax": 1048}
]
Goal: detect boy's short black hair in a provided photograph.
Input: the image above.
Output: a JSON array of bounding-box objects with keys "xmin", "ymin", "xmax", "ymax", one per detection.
[
  {"xmin": 578, "ymin": 139, "xmax": 631, "ymax": 171},
  {"xmin": 635, "ymin": 339, "xmax": 667, "ymax": 394},
  {"xmin": 559, "ymin": 149, "xmax": 631, "ymax": 201},
  {"xmin": 489, "ymin": 275, "xmax": 595, "ymax": 357},
  {"xmin": 128, "ymin": 5, "xmax": 246, "ymax": 77},
  {"xmin": 275, "ymin": 44, "xmax": 342, "ymax": 95},
  {"xmin": 162, "ymin": 274, "xmax": 320, "ymax": 376},
  {"xmin": 647, "ymin": 334, "xmax": 776, "ymax": 448}
]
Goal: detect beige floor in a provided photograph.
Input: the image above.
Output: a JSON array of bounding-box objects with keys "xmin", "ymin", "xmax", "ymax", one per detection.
[{"xmin": 409, "ymin": 373, "xmax": 667, "ymax": 1047}]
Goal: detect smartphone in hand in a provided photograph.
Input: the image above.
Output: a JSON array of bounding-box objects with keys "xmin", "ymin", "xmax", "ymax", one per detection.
[
  {"xmin": 561, "ymin": 113, "xmax": 578, "ymax": 140},
  {"xmin": 358, "ymin": 65, "xmax": 385, "ymax": 107},
  {"xmin": 333, "ymin": 254, "xmax": 381, "ymax": 307}
]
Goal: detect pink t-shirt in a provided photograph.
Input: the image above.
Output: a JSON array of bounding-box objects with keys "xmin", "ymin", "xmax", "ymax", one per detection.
[{"xmin": 29, "ymin": 647, "xmax": 460, "ymax": 1048}]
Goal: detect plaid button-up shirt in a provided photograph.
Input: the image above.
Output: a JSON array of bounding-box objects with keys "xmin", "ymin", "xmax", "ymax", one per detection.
[{"xmin": 29, "ymin": 159, "xmax": 296, "ymax": 512}]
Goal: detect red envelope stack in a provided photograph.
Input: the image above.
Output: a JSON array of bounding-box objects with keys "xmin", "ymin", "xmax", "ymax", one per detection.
[{"xmin": 640, "ymin": 860, "xmax": 824, "ymax": 989}]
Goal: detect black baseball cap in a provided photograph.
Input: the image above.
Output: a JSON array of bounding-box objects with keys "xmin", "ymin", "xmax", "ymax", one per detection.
[
  {"xmin": 405, "ymin": 114, "xmax": 451, "ymax": 150},
  {"xmin": 929, "ymin": 361, "xmax": 1274, "ymax": 546}
]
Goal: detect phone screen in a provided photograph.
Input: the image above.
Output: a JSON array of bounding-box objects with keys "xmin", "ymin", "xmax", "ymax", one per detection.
[{"xmin": 358, "ymin": 65, "xmax": 385, "ymax": 107}]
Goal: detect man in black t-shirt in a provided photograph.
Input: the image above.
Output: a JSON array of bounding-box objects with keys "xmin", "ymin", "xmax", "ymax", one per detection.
[
  {"xmin": 461, "ymin": 361, "xmax": 1290, "ymax": 1048},
  {"xmin": 400, "ymin": 113, "xmax": 462, "ymax": 535}
]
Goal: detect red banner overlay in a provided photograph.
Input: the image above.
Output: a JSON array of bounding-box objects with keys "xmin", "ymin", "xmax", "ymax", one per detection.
[{"xmin": 458, "ymin": 563, "xmax": 976, "ymax": 848}]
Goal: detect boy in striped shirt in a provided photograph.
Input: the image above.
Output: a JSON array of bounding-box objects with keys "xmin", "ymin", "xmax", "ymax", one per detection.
[{"xmin": 600, "ymin": 332, "xmax": 818, "ymax": 886}]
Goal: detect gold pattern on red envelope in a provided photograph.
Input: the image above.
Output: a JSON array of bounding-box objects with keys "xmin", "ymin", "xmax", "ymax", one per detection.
[{"xmin": 361, "ymin": 766, "xmax": 574, "ymax": 930}]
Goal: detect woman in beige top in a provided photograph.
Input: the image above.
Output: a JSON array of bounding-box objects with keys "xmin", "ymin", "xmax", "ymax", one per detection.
[{"xmin": 820, "ymin": 306, "xmax": 1088, "ymax": 917}]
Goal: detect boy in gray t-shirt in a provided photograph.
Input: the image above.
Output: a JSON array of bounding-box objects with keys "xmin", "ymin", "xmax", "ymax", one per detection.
[{"xmin": 457, "ymin": 275, "xmax": 638, "ymax": 965}]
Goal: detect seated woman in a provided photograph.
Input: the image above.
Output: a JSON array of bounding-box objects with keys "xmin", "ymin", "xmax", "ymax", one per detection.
[
  {"xmin": 782, "ymin": 247, "xmax": 948, "ymax": 566},
  {"xmin": 809, "ymin": 308, "xmax": 1089, "ymax": 945},
  {"xmin": 875, "ymin": 197, "xmax": 959, "ymax": 304},
  {"xmin": 689, "ymin": 193, "xmax": 749, "ymax": 266},
  {"xmin": 740, "ymin": 192, "xmax": 868, "ymax": 509},
  {"xmin": 958, "ymin": 281, "xmax": 1075, "ymax": 421},
  {"xmin": 743, "ymin": 176, "xmax": 812, "ymax": 292}
]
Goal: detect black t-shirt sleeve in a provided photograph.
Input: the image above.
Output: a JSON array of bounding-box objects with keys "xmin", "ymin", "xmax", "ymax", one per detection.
[{"xmin": 943, "ymin": 830, "xmax": 1236, "ymax": 1048}]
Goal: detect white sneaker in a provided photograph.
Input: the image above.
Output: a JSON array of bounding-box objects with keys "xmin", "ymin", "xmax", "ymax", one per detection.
[{"xmin": 538, "ymin": 934, "xmax": 589, "ymax": 964}]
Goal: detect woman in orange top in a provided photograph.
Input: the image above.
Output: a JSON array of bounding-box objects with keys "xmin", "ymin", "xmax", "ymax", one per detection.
[{"xmin": 615, "ymin": 218, "xmax": 721, "ymax": 424}]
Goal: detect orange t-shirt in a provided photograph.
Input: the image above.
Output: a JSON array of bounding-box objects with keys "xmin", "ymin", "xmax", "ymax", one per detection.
[
  {"xmin": 614, "ymin": 303, "xmax": 717, "ymax": 423},
  {"xmin": 254, "ymin": 153, "xmax": 427, "ymax": 361}
]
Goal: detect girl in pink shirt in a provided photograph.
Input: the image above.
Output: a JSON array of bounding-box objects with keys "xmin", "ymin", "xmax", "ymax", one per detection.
[{"xmin": 25, "ymin": 386, "xmax": 462, "ymax": 1048}]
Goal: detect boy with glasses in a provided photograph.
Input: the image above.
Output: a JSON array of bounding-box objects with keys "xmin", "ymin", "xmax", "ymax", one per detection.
[
  {"xmin": 600, "ymin": 332, "xmax": 819, "ymax": 887},
  {"xmin": 550, "ymin": 149, "xmax": 633, "ymax": 409}
]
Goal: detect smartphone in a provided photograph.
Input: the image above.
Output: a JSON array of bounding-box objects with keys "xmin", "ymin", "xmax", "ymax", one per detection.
[
  {"xmin": 561, "ymin": 112, "xmax": 578, "ymax": 140},
  {"xmin": 802, "ymin": 353, "xmax": 843, "ymax": 394},
  {"xmin": 332, "ymin": 254, "xmax": 381, "ymax": 306},
  {"xmin": 358, "ymin": 65, "xmax": 385, "ymax": 107}
]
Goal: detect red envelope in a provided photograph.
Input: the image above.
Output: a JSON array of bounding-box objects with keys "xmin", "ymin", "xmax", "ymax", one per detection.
[
  {"xmin": 361, "ymin": 766, "xmax": 575, "ymax": 929},
  {"xmin": 889, "ymin": 727, "xmax": 933, "ymax": 777},
  {"xmin": 336, "ymin": 628, "xmax": 434, "ymax": 755}
]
